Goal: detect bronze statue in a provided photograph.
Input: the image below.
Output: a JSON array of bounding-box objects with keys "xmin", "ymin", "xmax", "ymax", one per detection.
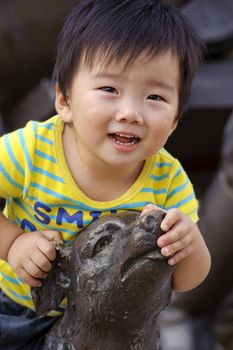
[{"xmin": 32, "ymin": 210, "xmax": 174, "ymax": 349}]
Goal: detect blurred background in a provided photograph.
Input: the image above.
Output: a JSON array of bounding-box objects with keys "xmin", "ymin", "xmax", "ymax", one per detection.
[
  {"xmin": 0, "ymin": 0, "xmax": 232, "ymax": 195},
  {"xmin": 0, "ymin": 0, "xmax": 233, "ymax": 349}
]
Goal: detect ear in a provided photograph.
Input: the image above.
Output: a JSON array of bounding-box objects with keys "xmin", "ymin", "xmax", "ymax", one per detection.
[
  {"xmin": 169, "ymin": 117, "xmax": 178, "ymax": 136},
  {"xmin": 55, "ymin": 83, "xmax": 72, "ymax": 123},
  {"xmin": 31, "ymin": 244, "xmax": 72, "ymax": 316}
]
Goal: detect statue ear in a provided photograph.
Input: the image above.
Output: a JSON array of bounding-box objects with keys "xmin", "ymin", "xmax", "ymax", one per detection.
[{"xmin": 31, "ymin": 244, "xmax": 72, "ymax": 316}]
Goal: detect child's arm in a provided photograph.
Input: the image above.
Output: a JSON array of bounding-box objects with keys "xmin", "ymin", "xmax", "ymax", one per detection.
[
  {"xmin": 142, "ymin": 205, "xmax": 211, "ymax": 292},
  {"xmin": 0, "ymin": 211, "xmax": 63, "ymax": 287},
  {"xmin": 0, "ymin": 211, "xmax": 24, "ymax": 261}
]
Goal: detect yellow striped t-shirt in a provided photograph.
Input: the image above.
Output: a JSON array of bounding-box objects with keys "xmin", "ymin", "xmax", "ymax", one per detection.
[{"xmin": 0, "ymin": 115, "xmax": 198, "ymax": 316}]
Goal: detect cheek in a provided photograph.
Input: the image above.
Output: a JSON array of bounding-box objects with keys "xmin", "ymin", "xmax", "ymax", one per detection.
[
  {"xmin": 148, "ymin": 106, "xmax": 177, "ymax": 134},
  {"xmin": 80, "ymin": 102, "xmax": 109, "ymax": 127},
  {"xmin": 149, "ymin": 118, "xmax": 174, "ymax": 137},
  {"xmin": 146, "ymin": 121, "xmax": 175, "ymax": 153}
]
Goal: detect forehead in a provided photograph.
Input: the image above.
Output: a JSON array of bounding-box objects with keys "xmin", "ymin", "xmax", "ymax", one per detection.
[
  {"xmin": 72, "ymin": 50, "xmax": 180, "ymax": 97},
  {"xmin": 75, "ymin": 49, "xmax": 180, "ymax": 97},
  {"xmin": 82, "ymin": 48, "xmax": 180, "ymax": 74}
]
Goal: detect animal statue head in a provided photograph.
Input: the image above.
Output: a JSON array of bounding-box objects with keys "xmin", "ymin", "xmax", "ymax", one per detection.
[{"xmin": 32, "ymin": 210, "xmax": 174, "ymax": 350}]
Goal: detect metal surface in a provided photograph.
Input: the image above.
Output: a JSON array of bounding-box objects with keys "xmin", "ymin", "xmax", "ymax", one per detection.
[{"xmin": 32, "ymin": 211, "xmax": 173, "ymax": 349}]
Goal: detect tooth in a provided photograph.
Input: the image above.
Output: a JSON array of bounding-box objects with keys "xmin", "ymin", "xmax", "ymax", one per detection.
[{"xmin": 116, "ymin": 133, "xmax": 135, "ymax": 139}]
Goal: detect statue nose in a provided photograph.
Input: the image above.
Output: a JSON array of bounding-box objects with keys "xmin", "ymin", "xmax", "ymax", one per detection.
[
  {"xmin": 139, "ymin": 210, "xmax": 166, "ymax": 238},
  {"xmin": 131, "ymin": 210, "xmax": 166, "ymax": 250}
]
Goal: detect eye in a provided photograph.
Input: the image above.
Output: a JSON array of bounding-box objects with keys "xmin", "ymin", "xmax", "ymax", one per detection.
[
  {"xmin": 92, "ymin": 234, "xmax": 112, "ymax": 256},
  {"xmin": 147, "ymin": 94, "xmax": 164, "ymax": 101},
  {"xmin": 100, "ymin": 86, "xmax": 117, "ymax": 94}
]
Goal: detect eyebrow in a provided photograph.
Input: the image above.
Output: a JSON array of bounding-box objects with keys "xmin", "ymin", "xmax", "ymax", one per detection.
[
  {"xmin": 92, "ymin": 72, "xmax": 122, "ymax": 80},
  {"xmin": 146, "ymin": 79, "xmax": 176, "ymax": 94}
]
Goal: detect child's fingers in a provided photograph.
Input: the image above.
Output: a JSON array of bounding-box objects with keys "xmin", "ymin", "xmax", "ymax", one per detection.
[
  {"xmin": 30, "ymin": 249, "xmax": 53, "ymax": 272},
  {"xmin": 141, "ymin": 204, "xmax": 161, "ymax": 216},
  {"xmin": 160, "ymin": 208, "xmax": 182, "ymax": 231},
  {"xmin": 160, "ymin": 232, "xmax": 192, "ymax": 257},
  {"xmin": 23, "ymin": 258, "xmax": 47, "ymax": 279},
  {"xmin": 36, "ymin": 231, "xmax": 62, "ymax": 261},
  {"xmin": 18, "ymin": 265, "xmax": 43, "ymax": 287},
  {"xmin": 37, "ymin": 239, "xmax": 57, "ymax": 261},
  {"xmin": 157, "ymin": 219, "xmax": 187, "ymax": 247},
  {"xmin": 39, "ymin": 230, "xmax": 63, "ymax": 244},
  {"xmin": 167, "ymin": 242, "xmax": 195, "ymax": 265}
]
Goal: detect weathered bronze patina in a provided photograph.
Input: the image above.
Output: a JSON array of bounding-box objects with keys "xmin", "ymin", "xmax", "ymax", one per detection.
[{"xmin": 32, "ymin": 210, "xmax": 174, "ymax": 350}]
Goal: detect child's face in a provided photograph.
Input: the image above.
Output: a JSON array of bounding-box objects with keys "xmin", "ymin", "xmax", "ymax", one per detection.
[{"xmin": 56, "ymin": 50, "xmax": 179, "ymax": 169}]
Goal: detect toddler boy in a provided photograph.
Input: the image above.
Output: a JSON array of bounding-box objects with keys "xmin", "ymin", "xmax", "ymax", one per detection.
[{"xmin": 0, "ymin": 1, "xmax": 211, "ymax": 348}]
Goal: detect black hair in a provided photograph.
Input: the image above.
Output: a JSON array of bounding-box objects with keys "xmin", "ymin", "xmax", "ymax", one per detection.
[{"xmin": 53, "ymin": 0, "xmax": 204, "ymax": 117}]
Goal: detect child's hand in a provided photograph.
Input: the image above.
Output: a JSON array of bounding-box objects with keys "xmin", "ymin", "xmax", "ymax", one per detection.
[
  {"xmin": 142, "ymin": 204, "xmax": 211, "ymax": 291},
  {"xmin": 141, "ymin": 204, "xmax": 201, "ymax": 265},
  {"xmin": 7, "ymin": 230, "xmax": 63, "ymax": 287}
]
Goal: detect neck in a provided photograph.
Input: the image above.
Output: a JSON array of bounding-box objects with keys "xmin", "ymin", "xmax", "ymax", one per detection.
[
  {"xmin": 81, "ymin": 162, "xmax": 143, "ymax": 200},
  {"xmin": 62, "ymin": 122, "xmax": 144, "ymax": 201},
  {"xmin": 59, "ymin": 310, "xmax": 160, "ymax": 350}
]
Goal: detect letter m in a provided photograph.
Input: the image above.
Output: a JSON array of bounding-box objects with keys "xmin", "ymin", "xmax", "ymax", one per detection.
[{"xmin": 56, "ymin": 208, "xmax": 84, "ymax": 228}]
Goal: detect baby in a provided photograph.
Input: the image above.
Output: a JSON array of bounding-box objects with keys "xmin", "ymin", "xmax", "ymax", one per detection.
[{"xmin": 0, "ymin": 1, "xmax": 211, "ymax": 349}]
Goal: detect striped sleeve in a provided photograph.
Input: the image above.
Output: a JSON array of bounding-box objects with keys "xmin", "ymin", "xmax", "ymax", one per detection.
[
  {"xmin": 164, "ymin": 159, "xmax": 199, "ymax": 223},
  {"xmin": 0, "ymin": 122, "xmax": 36, "ymax": 199}
]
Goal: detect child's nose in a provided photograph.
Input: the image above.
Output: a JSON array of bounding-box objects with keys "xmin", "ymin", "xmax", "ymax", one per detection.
[{"xmin": 115, "ymin": 103, "xmax": 143, "ymax": 125}]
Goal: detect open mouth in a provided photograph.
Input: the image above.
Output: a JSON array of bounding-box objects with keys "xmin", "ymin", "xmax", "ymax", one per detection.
[
  {"xmin": 120, "ymin": 249, "xmax": 165, "ymax": 281},
  {"xmin": 109, "ymin": 133, "xmax": 141, "ymax": 146}
]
